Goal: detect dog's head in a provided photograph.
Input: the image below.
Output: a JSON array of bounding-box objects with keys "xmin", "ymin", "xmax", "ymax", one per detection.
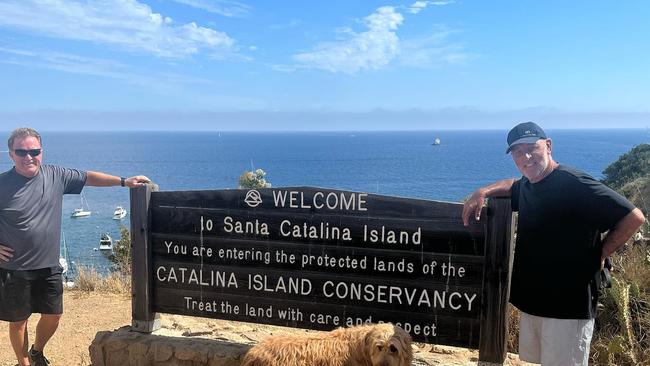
[{"xmin": 364, "ymin": 324, "xmax": 413, "ymax": 366}]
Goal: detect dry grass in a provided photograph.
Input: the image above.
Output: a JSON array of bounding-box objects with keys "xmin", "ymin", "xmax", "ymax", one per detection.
[
  {"xmin": 506, "ymin": 304, "xmax": 520, "ymax": 354},
  {"xmin": 590, "ymin": 242, "xmax": 650, "ymax": 365},
  {"xmin": 72, "ymin": 265, "xmax": 130, "ymax": 294}
]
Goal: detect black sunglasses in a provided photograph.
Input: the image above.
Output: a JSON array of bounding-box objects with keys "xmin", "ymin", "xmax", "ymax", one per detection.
[{"xmin": 13, "ymin": 148, "xmax": 42, "ymax": 157}]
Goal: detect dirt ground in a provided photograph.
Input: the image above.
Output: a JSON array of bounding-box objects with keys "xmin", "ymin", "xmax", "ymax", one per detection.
[{"xmin": 0, "ymin": 290, "xmax": 533, "ymax": 366}]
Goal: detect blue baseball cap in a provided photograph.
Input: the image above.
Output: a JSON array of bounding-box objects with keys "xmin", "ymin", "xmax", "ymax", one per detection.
[{"xmin": 506, "ymin": 122, "xmax": 547, "ymax": 153}]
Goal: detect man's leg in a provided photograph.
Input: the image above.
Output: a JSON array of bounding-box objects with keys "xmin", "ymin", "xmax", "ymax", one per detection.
[
  {"xmin": 33, "ymin": 313, "xmax": 61, "ymax": 351},
  {"xmin": 540, "ymin": 317, "xmax": 594, "ymax": 366},
  {"xmin": 28, "ymin": 268, "xmax": 63, "ymax": 365},
  {"xmin": 1, "ymin": 269, "xmax": 33, "ymax": 366},
  {"xmin": 9, "ymin": 319, "xmax": 31, "ymax": 366},
  {"xmin": 518, "ymin": 311, "xmax": 542, "ymax": 364}
]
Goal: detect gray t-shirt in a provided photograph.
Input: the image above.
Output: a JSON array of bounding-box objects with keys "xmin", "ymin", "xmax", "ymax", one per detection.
[{"xmin": 0, "ymin": 165, "xmax": 86, "ymax": 270}]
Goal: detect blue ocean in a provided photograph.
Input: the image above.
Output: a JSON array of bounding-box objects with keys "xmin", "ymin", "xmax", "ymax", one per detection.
[{"xmin": 1, "ymin": 129, "xmax": 647, "ymax": 272}]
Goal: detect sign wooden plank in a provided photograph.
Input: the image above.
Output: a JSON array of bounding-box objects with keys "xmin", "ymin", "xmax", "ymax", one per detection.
[
  {"xmin": 150, "ymin": 207, "xmax": 485, "ymax": 255},
  {"xmin": 130, "ymin": 183, "xmax": 161, "ymax": 332},
  {"xmin": 479, "ymin": 198, "xmax": 515, "ymax": 363},
  {"xmin": 153, "ymin": 287, "xmax": 480, "ymax": 347},
  {"xmin": 151, "ymin": 234, "xmax": 485, "ymax": 284},
  {"xmin": 151, "ymin": 187, "xmax": 479, "ymax": 221},
  {"xmin": 152, "ymin": 261, "xmax": 482, "ymax": 316}
]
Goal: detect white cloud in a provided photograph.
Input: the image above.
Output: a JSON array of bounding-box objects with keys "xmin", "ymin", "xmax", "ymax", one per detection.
[
  {"xmin": 286, "ymin": 3, "xmax": 469, "ymax": 74},
  {"xmin": 290, "ymin": 5, "xmax": 467, "ymax": 74},
  {"xmin": 0, "ymin": 47, "xmax": 129, "ymax": 78},
  {"xmin": 399, "ymin": 28, "xmax": 473, "ymax": 67},
  {"xmin": 408, "ymin": 0, "xmax": 454, "ymax": 14},
  {"xmin": 293, "ymin": 6, "xmax": 404, "ymax": 74},
  {"xmin": 0, "ymin": 46, "xmax": 210, "ymax": 89},
  {"xmin": 0, "ymin": 0, "xmax": 236, "ymax": 58},
  {"xmin": 170, "ymin": 0, "xmax": 251, "ymax": 18}
]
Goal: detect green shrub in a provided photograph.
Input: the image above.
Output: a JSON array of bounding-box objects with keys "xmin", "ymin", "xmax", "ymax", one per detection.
[
  {"xmin": 602, "ymin": 144, "xmax": 650, "ymax": 191},
  {"xmin": 106, "ymin": 226, "xmax": 131, "ymax": 275},
  {"xmin": 238, "ymin": 168, "xmax": 272, "ymax": 189},
  {"xmin": 591, "ymin": 244, "xmax": 650, "ymax": 365}
]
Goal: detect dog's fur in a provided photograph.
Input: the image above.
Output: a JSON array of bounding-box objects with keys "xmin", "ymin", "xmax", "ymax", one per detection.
[{"xmin": 240, "ymin": 323, "xmax": 412, "ymax": 366}]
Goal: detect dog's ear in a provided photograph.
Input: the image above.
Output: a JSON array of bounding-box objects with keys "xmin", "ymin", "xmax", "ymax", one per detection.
[
  {"xmin": 397, "ymin": 327, "xmax": 412, "ymax": 350},
  {"xmin": 392, "ymin": 326, "xmax": 413, "ymax": 366}
]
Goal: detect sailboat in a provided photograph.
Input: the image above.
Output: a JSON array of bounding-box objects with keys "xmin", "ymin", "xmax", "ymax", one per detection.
[
  {"xmin": 71, "ymin": 193, "xmax": 91, "ymax": 218},
  {"xmin": 432, "ymin": 137, "xmax": 441, "ymax": 146},
  {"xmin": 60, "ymin": 232, "xmax": 75, "ymax": 288}
]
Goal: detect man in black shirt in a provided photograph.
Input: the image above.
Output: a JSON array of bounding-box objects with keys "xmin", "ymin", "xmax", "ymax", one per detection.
[{"xmin": 462, "ymin": 122, "xmax": 644, "ymax": 366}]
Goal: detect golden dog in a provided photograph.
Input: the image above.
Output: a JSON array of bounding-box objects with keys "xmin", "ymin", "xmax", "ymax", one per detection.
[{"xmin": 240, "ymin": 323, "xmax": 412, "ymax": 366}]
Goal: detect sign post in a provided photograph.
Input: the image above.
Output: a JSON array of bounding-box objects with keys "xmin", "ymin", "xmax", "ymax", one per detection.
[{"xmin": 131, "ymin": 183, "xmax": 161, "ymax": 332}]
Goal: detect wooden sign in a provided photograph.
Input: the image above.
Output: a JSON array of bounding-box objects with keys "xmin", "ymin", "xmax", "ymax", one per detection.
[{"xmin": 131, "ymin": 186, "xmax": 513, "ymax": 364}]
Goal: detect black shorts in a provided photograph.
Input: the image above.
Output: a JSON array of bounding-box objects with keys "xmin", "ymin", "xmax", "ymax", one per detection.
[{"xmin": 0, "ymin": 267, "xmax": 63, "ymax": 322}]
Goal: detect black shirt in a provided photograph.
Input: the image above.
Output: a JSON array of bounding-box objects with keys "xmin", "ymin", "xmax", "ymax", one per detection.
[{"xmin": 510, "ymin": 165, "xmax": 634, "ymax": 319}]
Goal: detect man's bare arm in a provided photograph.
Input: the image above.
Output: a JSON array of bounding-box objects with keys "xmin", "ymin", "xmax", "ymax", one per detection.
[
  {"xmin": 601, "ymin": 208, "xmax": 645, "ymax": 264},
  {"xmin": 86, "ymin": 171, "xmax": 150, "ymax": 188},
  {"xmin": 462, "ymin": 178, "xmax": 516, "ymax": 226}
]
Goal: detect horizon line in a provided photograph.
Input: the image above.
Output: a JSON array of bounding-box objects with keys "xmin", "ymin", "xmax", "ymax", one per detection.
[{"xmin": 2, "ymin": 127, "xmax": 645, "ymax": 133}]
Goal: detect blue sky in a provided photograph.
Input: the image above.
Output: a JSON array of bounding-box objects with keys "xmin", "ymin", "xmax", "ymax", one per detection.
[{"xmin": 0, "ymin": 0, "xmax": 649, "ymax": 130}]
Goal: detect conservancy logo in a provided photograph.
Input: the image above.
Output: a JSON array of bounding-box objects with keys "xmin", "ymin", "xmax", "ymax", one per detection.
[{"xmin": 244, "ymin": 189, "xmax": 263, "ymax": 208}]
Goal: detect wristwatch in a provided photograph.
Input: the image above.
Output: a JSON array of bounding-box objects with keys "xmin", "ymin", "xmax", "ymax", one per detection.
[{"xmin": 120, "ymin": 177, "xmax": 126, "ymax": 187}]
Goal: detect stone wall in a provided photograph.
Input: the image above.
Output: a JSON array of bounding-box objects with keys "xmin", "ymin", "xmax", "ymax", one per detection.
[{"xmin": 90, "ymin": 326, "xmax": 250, "ymax": 366}]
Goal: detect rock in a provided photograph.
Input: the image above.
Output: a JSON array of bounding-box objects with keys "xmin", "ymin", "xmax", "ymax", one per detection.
[
  {"xmin": 153, "ymin": 344, "xmax": 174, "ymax": 362},
  {"xmin": 176, "ymin": 345, "xmax": 208, "ymax": 363}
]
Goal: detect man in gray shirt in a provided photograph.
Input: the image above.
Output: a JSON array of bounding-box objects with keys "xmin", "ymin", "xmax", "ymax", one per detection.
[{"xmin": 0, "ymin": 127, "xmax": 151, "ymax": 366}]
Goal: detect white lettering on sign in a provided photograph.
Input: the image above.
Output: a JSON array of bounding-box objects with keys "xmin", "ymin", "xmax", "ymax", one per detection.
[
  {"xmin": 279, "ymin": 220, "xmax": 352, "ymax": 241},
  {"xmin": 223, "ymin": 216, "xmax": 270, "ymax": 235},
  {"xmin": 363, "ymin": 225, "xmax": 421, "ymax": 245},
  {"xmin": 165, "ymin": 241, "xmax": 187, "ymax": 255},
  {"xmin": 218, "ymin": 247, "xmax": 271, "ymax": 264},
  {"xmin": 248, "ymin": 274, "xmax": 313, "ymax": 295},
  {"xmin": 386, "ymin": 321, "xmax": 437, "ymax": 337},
  {"xmin": 272, "ymin": 190, "xmax": 367, "ymax": 211},
  {"xmin": 300, "ymin": 254, "xmax": 368, "ymax": 270},
  {"xmin": 156, "ymin": 266, "xmax": 238, "ymax": 288},
  {"xmin": 184, "ymin": 297, "xmax": 224, "ymax": 313},
  {"xmin": 246, "ymin": 304, "xmax": 273, "ymax": 318},
  {"xmin": 322, "ymin": 281, "xmax": 477, "ymax": 311},
  {"xmin": 277, "ymin": 306, "xmax": 304, "ymax": 321},
  {"xmin": 373, "ymin": 257, "xmax": 415, "ymax": 273},
  {"xmin": 310, "ymin": 312, "xmax": 340, "ymax": 326},
  {"xmin": 346, "ymin": 315, "xmax": 374, "ymax": 326}
]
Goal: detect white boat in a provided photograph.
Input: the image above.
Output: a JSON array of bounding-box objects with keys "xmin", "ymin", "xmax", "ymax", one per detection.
[
  {"xmin": 432, "ymin": 137, "xmax": 441, "ymax": 145},
  {"xmin": 71, "ymin": 193, "xmax": 91, "ymax": 218},
  {"xmin": 113, "ymin": 206, "xmax": 127, "ymax": 220},
  {"xmin": 60, "ymin": 232, "xmax": 75, "ymax": 288},
  {"xmin": 99, "ymin": 233, "xmax": 113, "ymax": 251},
  {"xmin": 71, "ymin": 208, "xmax": 90, "ymax": 217}
]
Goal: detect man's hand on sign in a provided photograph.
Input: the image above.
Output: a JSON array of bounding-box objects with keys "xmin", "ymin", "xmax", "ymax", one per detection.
[
  {"xmin": 462, "ymin": 189, "xmax": 486, "ymax": 226},
  {"xmin": 0, "ymin": 244, "xmax": 14, "ymax": 262},
  {"xmin": 125, "ymin": 175, "xmax": 151, "ymax": 188}
]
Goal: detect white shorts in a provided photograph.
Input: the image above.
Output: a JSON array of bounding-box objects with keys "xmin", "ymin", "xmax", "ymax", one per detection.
[{"xmin": 519, "ymin": 312, "xmax": 594, "ymax": 366}]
